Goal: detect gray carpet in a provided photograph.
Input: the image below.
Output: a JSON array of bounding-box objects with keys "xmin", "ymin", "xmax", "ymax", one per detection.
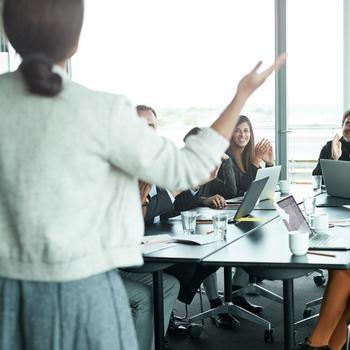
[{"xmin": 168, "ymin": 268, "xmax": 327, "ymax": 350}]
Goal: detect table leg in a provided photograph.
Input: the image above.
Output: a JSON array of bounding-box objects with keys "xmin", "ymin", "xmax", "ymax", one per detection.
[
  {"xmin": 224, "ymin": 266, "xmax": 232, "ymax": 303},
  {"xmin": 153, "ymin": 270, "xmax": 164, "ymax": 350},
  {"xmin": 283, "ymin": 279, "xmax": 295, "ymax": 350}
]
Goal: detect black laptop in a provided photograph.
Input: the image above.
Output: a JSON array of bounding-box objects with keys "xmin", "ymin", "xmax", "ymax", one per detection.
[{"xmin": 197, "ymin": 177, "xmax": 269, "ymax": 223}]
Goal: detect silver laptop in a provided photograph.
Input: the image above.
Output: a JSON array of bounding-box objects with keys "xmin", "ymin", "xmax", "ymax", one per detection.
[
  {"xmin": 320, "ymin": 159, "xmax": 350, "ymax": 199},
  {"xmin": 276, "ymin": 195, "xmax": 350, "ymax": 250},
  {"xmin": 255, "ymin": 165, "xmax": 282, "ymax": 201}
]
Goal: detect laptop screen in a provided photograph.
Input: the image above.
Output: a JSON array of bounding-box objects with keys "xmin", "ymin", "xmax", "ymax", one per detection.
[{"xmin": 275, "ymin": 196, "xmax": 312, "ymax": 234}]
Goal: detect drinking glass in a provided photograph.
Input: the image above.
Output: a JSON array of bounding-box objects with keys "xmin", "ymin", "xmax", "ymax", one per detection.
[
  {"xmin": 212, "ymin": 212, "xmax": 228, "ymax": 240},
  {"xmin": 303, "ymin": 197, "xmax": 316, "ymax": 224},
  {"xmin": 181, "ymin": 211, "xmax": 197, "ymax": 234},
  {"xmin": 312, "ymin": 175, "xmax": 322, "ymax": 192}
]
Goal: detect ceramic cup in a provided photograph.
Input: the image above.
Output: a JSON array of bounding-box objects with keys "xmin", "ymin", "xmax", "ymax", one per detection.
[{"xmin": 289, "ymin": 231, "xmax": 309, "ymax": 256}]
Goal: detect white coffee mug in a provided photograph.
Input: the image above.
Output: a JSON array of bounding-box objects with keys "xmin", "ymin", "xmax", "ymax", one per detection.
[
  {"xmin": 279, "ymin": 180, "xmax": 290, "ymax": 194},
  {"xmin": 309, "ymin": 213, "xmax": 328, "ymax": 234},
  {"xmin": 289, "ymin": 231, "xmax": 309, "ymax": 256}
]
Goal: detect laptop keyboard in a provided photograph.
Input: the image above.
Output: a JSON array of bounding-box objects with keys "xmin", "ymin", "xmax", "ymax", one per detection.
[{"xmin": 310, "ymin": 234, "xmax": 338, "ymax": 247}]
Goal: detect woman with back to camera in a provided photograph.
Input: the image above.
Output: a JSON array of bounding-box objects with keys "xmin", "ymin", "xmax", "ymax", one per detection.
[{"xmin": 0, "ymin": 0, "xmax": 285, "ymax": 348}]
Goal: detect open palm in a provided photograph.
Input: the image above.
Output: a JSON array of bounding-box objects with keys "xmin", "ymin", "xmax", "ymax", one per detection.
[{"xmin": 237, "ymin": 53, "xmax": 287, "ymax": 99}]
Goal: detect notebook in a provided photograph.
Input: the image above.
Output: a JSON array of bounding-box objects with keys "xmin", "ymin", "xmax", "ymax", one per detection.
[
  {"xmin": 320, "ymin": 159, "xmax": 350, "ymax": 199},
  {"xmin": 276, "ymin": 195, "xmax": 350, "ymax": 250}
]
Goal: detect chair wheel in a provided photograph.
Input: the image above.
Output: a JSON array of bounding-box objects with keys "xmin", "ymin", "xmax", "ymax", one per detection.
[
  {"xmin": 303, "ymin": 307, "xmax": 313, "ymax": 319},
  {"xmin": 188, "ymin": 323, "xmax": 202, "ymax": 338},
  {"xmin": 264, "ymin": 328, "xmax": 274, "ymax": 343},
  {"xmin": 313, "ymin": 275, "xmax": 326, "ymax": 286}
]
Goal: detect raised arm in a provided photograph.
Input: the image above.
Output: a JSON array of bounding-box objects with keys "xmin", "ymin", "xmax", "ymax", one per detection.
[{"xmin": 211, "ymin": 53, "xmax": 287, "ymax": 140}]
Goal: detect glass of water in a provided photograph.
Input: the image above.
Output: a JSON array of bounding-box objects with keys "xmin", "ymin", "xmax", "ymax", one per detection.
[
  {"xmin": 312, "ymin": 175, "xmax": 322, "ymax": 192},
  {"xmin": 181, "ymin": 211, "xmax": 197, "ymax": 235},
  {"xmin": 303, "ymin": 197, "xmax": 316, "ymax": 224},
  {"xmin": 212, "ymin": 212, "xmax": 228, "ymax": 240}
]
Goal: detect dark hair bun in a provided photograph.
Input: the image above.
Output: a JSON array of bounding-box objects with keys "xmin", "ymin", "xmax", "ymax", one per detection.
[{"xmin": 20, "ymin": 54, "xmax": 63, "ymax": 97}]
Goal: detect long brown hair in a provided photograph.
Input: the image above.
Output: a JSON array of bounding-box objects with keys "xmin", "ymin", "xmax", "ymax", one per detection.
[
  {"xmin": 231, "ymin": 115, "xmax": 255, "ymax": 172},
  {"xmin": 3, "ymin": 0, "xmax": 84, "ymax": 97}
]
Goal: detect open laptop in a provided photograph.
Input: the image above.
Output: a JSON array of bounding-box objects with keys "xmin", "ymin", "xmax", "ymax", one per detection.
[
  {"xmin": 320, "ymin": 159, "xmax": 350, "ymax": 199},
  {"xmin": 255, "ymin": 165, "xmax": 282, "ymax": 201},
  {"xmin": 198, "ymin": 177, "xmax": 269, "ymax": 223},
  {"xmin": 276, "ymin": 195, "xmax": 350, "ymax": 250}
]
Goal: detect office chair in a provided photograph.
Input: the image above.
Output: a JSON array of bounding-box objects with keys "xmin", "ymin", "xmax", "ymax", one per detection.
[
  {"xmin": 170, "ymin": 287, "xmax": 205, "ymax": 338},
  {"xmin": 295, "ymin": 271, "xmax": 327, "ymax": 331},
  {"xmin": 188, "ymin": 267, "xmax": 276, "ymax": 343},
  {"xmin": 294, "ymin": 297, "xmax": 322, "ymax": 331},
  {"xmin": 231, "ymin": 274, "xmax": 284, "ymax": 305}
]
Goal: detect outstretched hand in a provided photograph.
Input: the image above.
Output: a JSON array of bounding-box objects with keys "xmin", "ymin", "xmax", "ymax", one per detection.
[{"xmin": 237, "ymin": 53, "xmax": 287, "ymax": 99}]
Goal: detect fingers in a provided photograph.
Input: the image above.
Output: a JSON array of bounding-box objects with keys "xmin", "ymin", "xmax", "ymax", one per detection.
[
  {"xmin": 250, "ymin": 60, "xmax": 263, "ymax": 74},
  {"xmin": 211, "ymin": 195, "xmax": 226, "ymax": 209},
  {"xmin": 259, "ymin": 53, "xmax": 287, "ymax": 80},
  {"xmin": 256, "ymin": 139, "xmax": 271, "ymax": 155}
]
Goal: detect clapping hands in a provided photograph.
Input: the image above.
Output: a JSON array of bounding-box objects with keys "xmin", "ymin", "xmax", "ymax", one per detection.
[
  {"xmin": 255, "ymin": 138, "xmax": 274, "ymax": 165},
  {"xmin": 331, "ymin": 133, "xmax": 342, "ymax": 160}
]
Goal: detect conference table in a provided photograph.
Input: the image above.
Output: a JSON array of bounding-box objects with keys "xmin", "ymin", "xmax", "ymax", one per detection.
[{"xmin": 143, "ymin": 187, "xmax": 350, "ymax": 350}]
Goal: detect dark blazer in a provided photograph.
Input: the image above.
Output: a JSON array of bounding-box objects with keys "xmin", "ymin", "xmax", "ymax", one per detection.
[
  {"xmin": 312, "ymin": 137, "xmax": 350, "ymax": 175},
  {"xmin": 144, "ymin": 188, "xmax": 177, "ymax": 225},
  {"xmin": 174, "ymin": 158, "xmax": 237, "ymax": 211},
  {"xmin": 222, "ymin": 149, "xmax": 259, "ymax": 196},
  {"xmin": 143, "ymin": 188, "xmax": 219, "ymax": 303}
]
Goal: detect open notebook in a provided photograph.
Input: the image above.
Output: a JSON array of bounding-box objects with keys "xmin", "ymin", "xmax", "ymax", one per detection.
[{"xmin": 143, "ymin": 233, "xmax": 221, "ymax": 246}]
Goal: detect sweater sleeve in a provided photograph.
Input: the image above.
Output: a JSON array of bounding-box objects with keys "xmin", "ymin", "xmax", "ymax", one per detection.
[{"xmin": 107, "ymin": 96, "xmax": 229, "ymax": 191}]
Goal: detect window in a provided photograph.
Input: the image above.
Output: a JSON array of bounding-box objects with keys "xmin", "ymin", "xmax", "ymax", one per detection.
[
  {"xmin": 287, "ymin": 0, "xmax": 343, "ymax": 183},
  {"xmin": 72, "ymin": 0, "xmax": 275, "ymax": 146}
]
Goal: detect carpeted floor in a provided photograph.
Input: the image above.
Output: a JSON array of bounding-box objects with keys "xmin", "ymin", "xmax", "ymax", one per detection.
[{"xmin": 168, "ymin": 268, "xmax": 327, "ymax": 350}]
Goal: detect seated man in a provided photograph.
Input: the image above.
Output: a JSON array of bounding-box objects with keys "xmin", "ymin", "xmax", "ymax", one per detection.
[
  {"xmin": 138, "ymin": 110, "xmax": 239, "ymax": 330},
  {"xmin": 312, "ymin": 110, "xmax": 350, "ymax": 176},
  {"xmin": 120, "ymin": 105, "xmax": 180, "ymax": 350}
]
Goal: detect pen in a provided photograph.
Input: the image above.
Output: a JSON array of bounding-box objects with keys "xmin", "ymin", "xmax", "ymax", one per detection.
[
  {"xmin": 197, "ymin": 220, "xmax": 212, "ymax": 224},
  {"xmin": 206, "ymin": 230, "xmax": 214, "ymax": 234},
  {"xmin": 307, "ymin": 251, "xmax": 336, "ymax": 258}
]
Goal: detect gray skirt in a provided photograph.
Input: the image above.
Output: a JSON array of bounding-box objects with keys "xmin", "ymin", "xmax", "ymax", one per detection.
[{"xmin": 0, "ymin": 270, "xmax": 139, "ymax": 350}]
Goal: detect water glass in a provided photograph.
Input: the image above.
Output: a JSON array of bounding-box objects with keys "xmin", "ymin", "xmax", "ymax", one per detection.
[
  {"xmin": 181, "ymin": 211, "xmax": 197, "ymax": 235},
  {"xmin": 212, "ymin": 212, "xmax": 228, "ymax": 240},
  {"xmin": 303, "ymin": 197, "xmax": 316, "ymax": 224},
  {"xmin": 312, "ymin": 175, "xmax": 322, "ymax": 192}
]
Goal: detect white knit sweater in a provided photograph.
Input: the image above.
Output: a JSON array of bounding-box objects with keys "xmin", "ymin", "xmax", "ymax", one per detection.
[{"xmin": 0, "ymin": 66, "xmax": 228, "ymax": 282}]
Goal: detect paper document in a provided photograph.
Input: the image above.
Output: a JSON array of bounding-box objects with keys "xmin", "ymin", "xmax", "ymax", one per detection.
[
  {"xmin": 142, "ymin": 243, "xmax": 176, "ymax": 255},
  {"xmin": 142, "ymin": 233, "xmax": 221, "ymax": 246}
]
